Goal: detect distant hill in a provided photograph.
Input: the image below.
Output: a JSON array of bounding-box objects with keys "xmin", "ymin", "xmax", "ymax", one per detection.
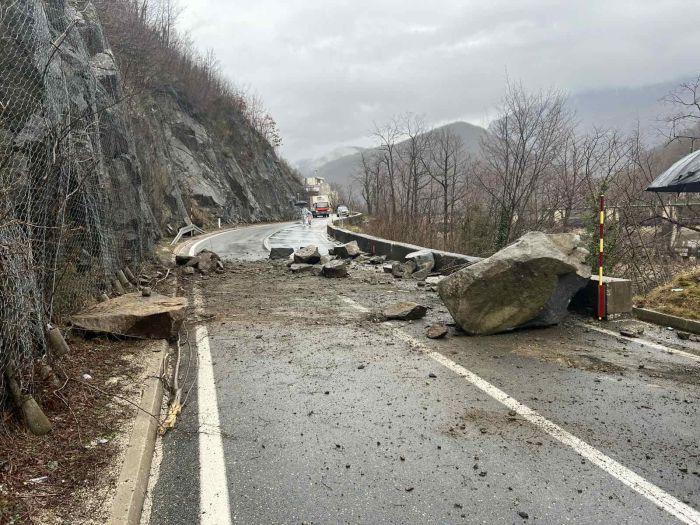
[
  {"xmin": 570, "ymin": 78, "xmax": 689, "ymax": 141},
  {"xmin": 299, "ymin": 121, "xmax": 487, "ymax": 187}
]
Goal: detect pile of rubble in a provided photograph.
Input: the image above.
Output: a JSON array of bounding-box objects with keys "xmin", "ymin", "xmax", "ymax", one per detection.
[{"xmin": 275, "ymin": 242, "xmax": 446, "ymax": 287}]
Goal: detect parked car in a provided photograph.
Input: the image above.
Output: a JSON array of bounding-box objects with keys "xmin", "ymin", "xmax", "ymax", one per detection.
[{"xmin": 337, "ymin": 205, "xmax": 350, "ymax": 217}]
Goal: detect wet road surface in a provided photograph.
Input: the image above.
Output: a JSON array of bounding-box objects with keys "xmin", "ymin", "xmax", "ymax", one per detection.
[{"xmin": 144, "ymin": 223, "xmax": 700, "ymax": 525}]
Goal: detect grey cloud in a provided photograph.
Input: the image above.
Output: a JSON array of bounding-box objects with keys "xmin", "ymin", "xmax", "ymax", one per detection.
[{"xmin": 179, "ymin": 0, "xmax": 700, "ymax": 160}]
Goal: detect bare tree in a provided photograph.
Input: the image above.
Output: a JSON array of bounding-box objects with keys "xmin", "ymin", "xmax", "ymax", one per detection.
[
  {"xmin": 478, "ymin": 81, "xmax": 573, "ymax": 248},
  {"xmin": 422, "ymin": 128, "xmax": 468, "ymax": 249}
]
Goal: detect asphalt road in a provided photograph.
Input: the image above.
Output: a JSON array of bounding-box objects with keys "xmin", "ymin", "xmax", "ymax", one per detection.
[{"xmin": 143, "ymin": 222, "xmax": 700, "ymax": 525}]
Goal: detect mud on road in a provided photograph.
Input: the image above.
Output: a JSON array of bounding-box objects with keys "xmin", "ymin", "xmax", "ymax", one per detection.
[{"xmin": 151, "ymin": 258, "xmax": 700, "ymax": 524}]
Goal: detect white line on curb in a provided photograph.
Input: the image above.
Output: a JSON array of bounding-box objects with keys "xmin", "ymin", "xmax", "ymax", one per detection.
[
  {"xmin": 340, "ymin": 297, "xmax": 700, "ymax": 525},
  {"xmin": 194, "ymin": 291, "xmax": 232, "ymax": 525},
  {"xmin": 582, "ymin": 323, "xmax": 700, "ymax": 364}
]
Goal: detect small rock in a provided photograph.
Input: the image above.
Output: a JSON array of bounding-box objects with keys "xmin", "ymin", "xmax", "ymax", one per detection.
[
  {"xmin": 426, "ymin": 324, "xmax": 449, "ymax": 339},
  {"xmin": 322, "ymin": 259, "xmax": 349, "ymax": 278},
  {"xmin": 357, "ymin": 364, "xmax": 365, "ymax": 369},
  {"xmin": 335, "ymin": 241, "xmax": 361, "ymax": 259},
  {"xmin": 294, "ymin": 245, "xmax": 321, "ymax": 264},
  {"xmin": 428, "ymin": 372, "xmax": 437, "ymax": 378},
  {"xmin": 82, "ymin": 374, "xmax": 92, "ymax": 380},
  {"xmin": 383, "ymin": 302, "xmax": 428, "ymax": 321},
  {"xmin": 677, "ymin": 331, "xmax": 691, "ymax": 341},
  {"xmin": 141, "ymin": 287, "xmax": 152, "ymax": 297},
  {"xmin": 183, "ymin": 266, "xmax": 195, "ymax": 275},
  {"xmin": 518, "ymin": 511, "xmax": 529, "ymax": 519}
]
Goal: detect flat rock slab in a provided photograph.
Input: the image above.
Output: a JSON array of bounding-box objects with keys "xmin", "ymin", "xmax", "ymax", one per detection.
[
  {"xmin": 290, "ymin": 263, "xmax": 315, "ymax": 273},
  {"xmin": 383, "ymin": 301, "xmax": 428, "ymax": 321},
  {"xmin": 269, "ymin": 247, "xmax": 294, "ymax": 260},
  {"xmin": 72, "ymin": 292, "xmax": 186, "ymax": 339}
]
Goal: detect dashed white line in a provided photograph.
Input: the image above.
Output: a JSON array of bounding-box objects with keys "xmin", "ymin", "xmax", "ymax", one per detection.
[
  {"xmin": 194, "ymin": 291, "xmax": 232, "ymax": 525},
  {"xmin": 340, "ymin": 297, "xmax": 700, "ymax": 525}
]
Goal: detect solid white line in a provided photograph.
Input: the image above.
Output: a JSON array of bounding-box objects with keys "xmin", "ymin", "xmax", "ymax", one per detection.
[
  {"xmin": 194, "ymin": 291, "xmax": 232, "ymax": 525},
  {"xmin": 583, "ymin": 323, "xmax": 700, "ymax": 364},
  {"xmin": 340, "ymin": 297, "xmax": 700, "ymax": 525}
]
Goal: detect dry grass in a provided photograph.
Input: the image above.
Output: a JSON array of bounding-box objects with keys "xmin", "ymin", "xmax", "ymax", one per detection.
[
  {"xmin": 635, "ymin": 266, "xmax": 700, "ymax": 320},
  {"xmin": 0, "ymin": 336, "xmax": 150, "ymax": 524}
]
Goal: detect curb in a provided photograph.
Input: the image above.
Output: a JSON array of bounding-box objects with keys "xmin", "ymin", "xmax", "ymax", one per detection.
[
  {"xmin": 107, "ymin": 341, "xmax": 167, "ymax": 525},
  {"xmin": 327, "ymin": 215, "xmax": 481, "ymax": 271},
  {"xmin": 633, "ymin": 307, "xmax": 700, "ymax": 334}
]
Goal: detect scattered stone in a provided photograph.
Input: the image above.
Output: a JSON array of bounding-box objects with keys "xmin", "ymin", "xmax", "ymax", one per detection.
[
  {"xmin": 426, "ymin": 276, "xmax": 444, "ymax": 285},
  {"xmin": 417, "ymin": 281, "xmax": 426, "ymax": 288},
  {"xmin": 82, "ymin": 374, "xmax": 93, "ymax": 380},
  {"xmin": 183, "ymin": 266, "xmax": 195, "ymax": 275},
  {"xmin": 619, "ymin": 325, "xmax": 644, "ymax": 337},
  {"xmin": 677, "ymin": 331, "xmax": 691, "ymax": 340},
  {"xmin": 269, "ymin": 247, "xmax": 294, "ymax": 260},
  {"xmin": 294, "ymin": 245, "xmax": 321, "ymax": 264},
  {"xmin": 438, "ymin": 232, "xmax": 590, "ymax": 335},
  {"xmin": 518, "ymin": 511, "xmax": 529, "ymax": 519},
  {"xmin": 383, "ymin": 301, "xmax": 428, "ymax": 321},
  {"xmin": 383, "ymin": 263, "xmax": 395, "ymax": 274},
  {"xmin": 141, "ymin": 287, "xmax": 152, "ymax": 297},
  {"xmin": 71, "ymin": 292, "xmax": 187, "ymax": 339},
  {"xmin": 391, "ymin": 262, "xmax": 404, "ymax": 278},
  {"xmin": 335, "ymin": 241, "xmax": 361, "ymax": 259},
  {"xmin": 412, "ymin": 268, "xmax": 431, "ymax": 281},
  {"xmin": 322, "ymin": 259, "xmax": 349, "ymax": 278},
  {"xmin": 368, "ymin": 255, "xmax": 386, "ymax": 265},
  {"xmin": 427, "ymin": 324, "xmax": 449, "ymax": 339},
  {"xmin": 290, "ymin": 263, "xmax": 315, "ymax": 274},
  {"xmin": 311, "ymin": 266, "xmax": 323, "ymax": 276},
  {"xmin": 319, "ymin": 254, "xmax": 333, "ymax": 265},
  {"xmin": 328, "ymin": 247, "xmax": 337, "ymax": 256},
  {"xmin": 428, "ymin": 372, "xmax": 437, "ymax": 378}
]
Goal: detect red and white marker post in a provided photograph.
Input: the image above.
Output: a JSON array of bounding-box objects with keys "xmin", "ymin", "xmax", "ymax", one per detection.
[{"xmin": 598, "ymin": 194, "xmax": 606, "ymax": 320}]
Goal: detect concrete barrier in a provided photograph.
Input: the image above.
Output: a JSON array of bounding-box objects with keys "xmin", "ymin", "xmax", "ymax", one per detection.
[
  {"xmin": 633, "ymin": 307, "xmax": 700, "ymax": 334},
  {"xmin": 327, "ymin": 214, "xmax": 481, "ymax": 271}
]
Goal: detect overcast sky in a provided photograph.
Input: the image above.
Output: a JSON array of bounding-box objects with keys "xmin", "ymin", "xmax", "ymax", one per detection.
[{"xmin": 178, "ymin": 0, "xmax": 700, "ymax": 161}]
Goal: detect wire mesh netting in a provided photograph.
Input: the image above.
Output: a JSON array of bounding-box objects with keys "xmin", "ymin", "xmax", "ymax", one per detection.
[{"xmin": 0, "ymin": 0, "xmax": 150, "ymax": 398}]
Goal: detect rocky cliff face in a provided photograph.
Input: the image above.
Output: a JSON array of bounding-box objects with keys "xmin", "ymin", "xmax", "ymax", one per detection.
[
  {"xmin": 129, "ymin": 90, "xmax": 302, "ymax": 232},
  {"xmin": 0, "ymin": 0, "xmax": 302, "ymax": 366},
  {"xmin": 4, "ymin": 0, "xmax": 301, "ymax": 250}
]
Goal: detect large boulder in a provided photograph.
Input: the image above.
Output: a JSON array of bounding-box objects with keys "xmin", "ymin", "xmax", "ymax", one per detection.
[
  {"xmin": 437, "ymin": 232, "xmax": 590, "ymax": 335},
  {"xmin": 294, "ymin": 245, "xmax": 321, "ymax": 264},
  {"xmin": 269, "ymin": 247, "xmax": 294, "ymax": 260},
  {"xmin": 335, "ymin": 241, "xmax": 361, "ymax": 259},
  {"xmin": 71, "ymin": 293, "xmax": 187, "ymax": 339}
]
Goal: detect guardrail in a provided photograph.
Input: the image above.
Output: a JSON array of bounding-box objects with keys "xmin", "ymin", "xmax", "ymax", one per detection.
[
  {"xmin": 170, "ymin": 224, "xmax": 205, "ymax": 245},
  {"xmin": 327, "ymin": 213, "xmax": 482, "ymax": 271}
]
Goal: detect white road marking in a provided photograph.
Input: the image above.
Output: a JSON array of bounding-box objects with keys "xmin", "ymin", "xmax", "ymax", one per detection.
[
  {"xmin": 194, "ymin": 291, "xmax": 232, "ymax": 525},
  {"xmin": 583, "ymin": 323, "xmax": 700, "ymax": 364},
  {"xmin": 340, "ymin": 297, "xmax": 700, "ymax": 525}
]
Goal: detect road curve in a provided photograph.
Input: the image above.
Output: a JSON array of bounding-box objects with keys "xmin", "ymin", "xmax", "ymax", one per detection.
[{"xmin": 186, "ymin": 218, "xmax": 336, "ymax": 260}]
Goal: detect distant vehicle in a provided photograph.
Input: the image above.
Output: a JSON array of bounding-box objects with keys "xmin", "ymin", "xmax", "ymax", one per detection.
[
  {"xmin": 337, "ymin": 205, "xmax": 350, "ymax": 217},
  {"xmin": 312, "ymin": 200, "xmax": 331, "ymax": 218}
]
